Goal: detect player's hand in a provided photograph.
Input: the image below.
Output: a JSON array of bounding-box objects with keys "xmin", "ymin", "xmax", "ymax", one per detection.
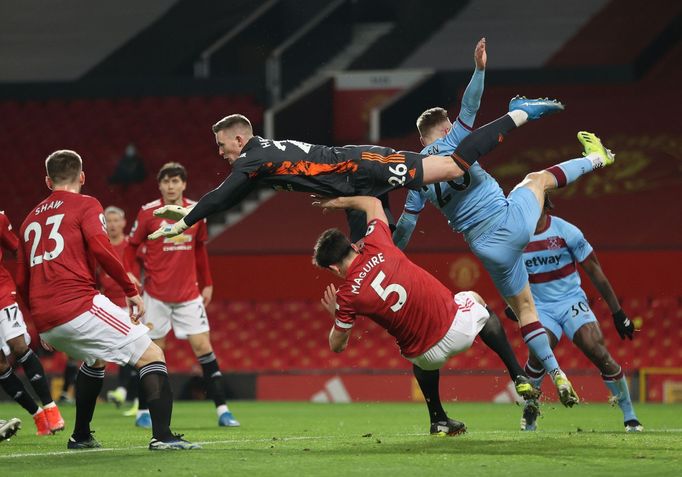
[
  {"xmin": 503, "ymin": 306, "xmax": 518, "ymax": 322},
  {"xmin": 311, "ymin": 195, "xmax": 344, "ymax": 212},
  {"xmin": 153, "ymin": 205, "xmax": 191, "ymax": 221},
  {"xmin": 474, "ymin": 37, "xmax": 487, "ymax": 70},
  {"xmin": 320, "ymin": 284, "xmax": 338, "ymax": 317},
  {"xmin": 201, "ymin": 285, "xmax": 213, "ymax": 307},
  {"xmin": 127, "ymin": 294, "xmax": 145, "ymax": 324},
  {"xmin": 612, "ymin": 309, "xmax": 634, "ymax": 340},
  {"xmin": 148, "ymin": 218, "xmax": 188, "ymax": 240}
]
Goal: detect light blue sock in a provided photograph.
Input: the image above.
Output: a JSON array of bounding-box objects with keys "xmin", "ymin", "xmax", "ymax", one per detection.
[
  {"xmin": 545, "ymin": 157, "xmax": 594, "ymax": 188},
  {"xmin": 521, "ymin": 324, "xmax": 560, "ymax": 374},
  {"xmin": 603, "ymin": 370, "xmax": 637, "ymax": 422}
]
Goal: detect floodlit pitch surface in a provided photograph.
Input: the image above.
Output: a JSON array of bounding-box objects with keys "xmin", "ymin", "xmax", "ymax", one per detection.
[{"xmin": 1, "ymin": 402, "xmax": 680, "ymax": 476}]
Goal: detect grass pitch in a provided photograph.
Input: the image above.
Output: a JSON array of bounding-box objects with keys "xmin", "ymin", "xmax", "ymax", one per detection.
[{"xmin": 1, "ymin": 401, "xmax": 680, "ymax": 476}]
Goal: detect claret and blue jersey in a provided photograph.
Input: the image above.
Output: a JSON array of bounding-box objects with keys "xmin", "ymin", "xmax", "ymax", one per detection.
[{"xmin": 523, "ymin": 215, "xmax": 593, "ymax": 305}]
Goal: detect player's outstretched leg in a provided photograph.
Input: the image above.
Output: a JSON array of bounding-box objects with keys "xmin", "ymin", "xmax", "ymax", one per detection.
[
  {"xmin": 68, "ymin": 363, "xmax": 105, "ymax": 449},
  {"xmin": 572, "ymin": 323, "xmax": 642, "ymax": 432},
  {"xmin": 450, "ymin": 96, "xmax": 564, "ymax": 171},
  {"xmin": 0, "ymin": 365, "xmax": 51, "ymax": 435},
  {"xmin": 412, "ymin": 364, "xmax": 466, "ymax": 436},
  {"xmin": 0, "ymin": 417, "xmax": 21, "ymax": 441},
  {"xmin": 13, "ymin": 345, "xmax": 65, "ymax": 433},
  {"xmin": 477, "ymin": 308, "xmax": 541, "ymax": 399}
]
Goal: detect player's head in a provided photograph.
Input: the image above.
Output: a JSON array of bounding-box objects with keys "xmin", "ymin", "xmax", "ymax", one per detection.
[
  {"xmin": 212, "ymin": 114, "xmax": 254, "ymax": 165},
  {"xmin": 312, "ymin": 228, "xmax": 359, "ymax": 278},
  {"xmin": 45, "ymin": 149, "xmax": 85, "ymax": 191},
  {"xmin": 416, "ymin": 107, "xmax": 452, "ymax": 147},
  {"xmin": 104, "ymin": 206, "xmax": 126, "ymax": 239},
  {"xmin": 157, "ymin": 162, "xmax": 187, "ymax": 204}
]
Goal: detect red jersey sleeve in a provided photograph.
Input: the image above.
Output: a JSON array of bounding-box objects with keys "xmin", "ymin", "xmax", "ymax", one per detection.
[
  {"xmin": 334, "ymin": 288, "xmax": 356, "ymax": 332},
  {"xmin": 79, "ymin": 198, "xmax": 108, "ymax": 241},
  {"xmin": 0, "ymin": 213, "xmax": 19, "ymax": 252}
]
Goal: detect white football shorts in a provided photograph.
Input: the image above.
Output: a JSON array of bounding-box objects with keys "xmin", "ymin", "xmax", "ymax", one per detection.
[
  {"xmin": 408, "ymin": 291, "xmax": 490, "ymax": 371},
  {"xmin": 40, "ymin": 294, "xmax": 151, "ymax": 367},
  {"xmin": 142, "ymin": 293, "xmax": 209, "ymax": 340},
  {"xmin": 0, "ymin": 302, "xmax": 30, "ymax": 356}
]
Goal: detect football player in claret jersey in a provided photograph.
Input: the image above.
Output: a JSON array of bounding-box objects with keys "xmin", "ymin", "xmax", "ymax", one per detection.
[
  {"xmin": 16, "ymin": 150, "xmax": 199, "ymax": 450},
  {"xmin": 0, "ymin": 210, "xmax": 64, "ymax": 435},
  {"xmin": 311, "ymin": 195, "xmax": 540, "ymax": 435},
  {"xmin": 508, "ymin": 197, "xmax": 642, "ymax": 432},
  {"xmin": 126, "ymin": 162, "xmax": 239, "ymax": 428},
  {"xmin": 392, "ymin": 40, "xmax": 620, "ymax": 407}
]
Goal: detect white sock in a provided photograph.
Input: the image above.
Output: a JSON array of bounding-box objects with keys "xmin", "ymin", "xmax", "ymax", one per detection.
[
  {"xmin": 507, "ymin": 110, "xmax": 528, "ymax": 127},
  {"xmin": 43, "ymin": 401, "xmax": 56, "ymax": 409},
  {"xmin": 33, "ymin": 407, "xmax": 43, "ymax": 416},
  {"xmin": 585, "ymin": 152, "xmax": 606, "ymax": 168},
  {"xmin": 216, "ymin": 404, "xmax": 229, "ymax": 417}
]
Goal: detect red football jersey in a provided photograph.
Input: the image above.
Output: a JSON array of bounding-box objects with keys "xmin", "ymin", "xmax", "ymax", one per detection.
[
  {"xmin": 98, "ymin": 238, "xmax": 131, "ymax": 308},
  {"xmin": 0, "ymin": 212, "xmax": 19, "ymax": 309},
  {"xmin": 129, "ymin": 198, "xmax": 207, "ymax": 303},
  {"xmin": 19, "ymin": 191, "xmax": 106, "ymax": 332},
  {"xmin": 335, "ymin": 220, "xmax": 457, "ymax": 358}
]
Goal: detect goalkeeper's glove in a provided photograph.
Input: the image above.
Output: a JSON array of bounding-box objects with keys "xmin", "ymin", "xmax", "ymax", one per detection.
[
  {"xmin": 148, "ymin": 218, "xmax": 188, "ymax": 240},
  {"xmin": 153, "ymin": 205, "xmax": 190, "ymax": 221},
  {"xmin": 612, "ymin": 309, "xmax": 634, "ymax": 340}
]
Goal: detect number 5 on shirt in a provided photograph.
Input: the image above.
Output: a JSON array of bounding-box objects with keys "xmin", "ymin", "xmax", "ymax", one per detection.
[{"xmin": 371, "ymin": 271, "xmax": 408, "ymax": 312}]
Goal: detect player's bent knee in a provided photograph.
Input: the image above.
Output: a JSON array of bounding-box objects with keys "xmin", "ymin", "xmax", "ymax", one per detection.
[{"xmin": 135, "ymin": 342, "xmax": 165, "ymax": 368}]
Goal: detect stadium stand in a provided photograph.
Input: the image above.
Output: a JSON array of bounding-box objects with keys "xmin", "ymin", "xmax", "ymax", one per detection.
[
  {"xmin": 0, "ymin": 0, "xmax": 177, "ymax": 81},
  {"xmin": 0, "ymin": 94, "xmax": 262, "ymax": 224}
]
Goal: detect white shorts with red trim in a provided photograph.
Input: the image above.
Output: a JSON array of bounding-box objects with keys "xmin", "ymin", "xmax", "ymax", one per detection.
[
  {"xmin": 142, "ymin": 293, "xmax": 209, "ymax": 340},
  {"xmin": 40, "ymin": 294, "xmax": 151, "ymax": 367},
  {"xmin": 407, "ymin": 292, "xmax": 489, "ymax": 371},
  {"xmin": 0, "ymin": 302, "xmax": 31, "ymax": 356}
]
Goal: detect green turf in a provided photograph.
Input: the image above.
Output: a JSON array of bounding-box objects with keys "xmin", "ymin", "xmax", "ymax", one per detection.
[{"xmin": 1, "ymin": 401, "xmax": 680, "ymax": 476}]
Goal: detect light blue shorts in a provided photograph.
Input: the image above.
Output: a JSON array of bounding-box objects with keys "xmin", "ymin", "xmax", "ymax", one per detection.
[
  {"xmin": 537, "ymin": 297, "xmax": 598, "ymax": 341},
  {"xmin": 468, "ymin": 187, "xmax": 540, "ymax": 297}
]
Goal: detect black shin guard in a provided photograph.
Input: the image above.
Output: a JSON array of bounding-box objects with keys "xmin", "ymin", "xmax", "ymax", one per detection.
[
  {"xmin": 412, "ymin": 364, "xmax": 447, "ymax": 423},
  {"xmin": 198, "ymin": 352, "xmax": 226, "ymax": 407},
  {"xmin": 0, "ymin": 367, "xmax": 39, "ymax": 415},
  {"xmin": 125, "ymin": 365, "xmax": 139, "ymax": 400},
  {"xmin": 17, "ymin": 349, "xmax": 53, "ymax": 406},
  {"xmin": 478, "ymin": 308, "xmax": 525, "ymax": 380},
  {"xmin": 139, "ymin": 361, "xmax": 173, "ymax": 441},
  {"xmin": 452, "ymin": 114, "xmax": 517, "ymax": 168},
  {"xmin": 73, "ymin": 364, "xmax": 105, "ymax": 439}
]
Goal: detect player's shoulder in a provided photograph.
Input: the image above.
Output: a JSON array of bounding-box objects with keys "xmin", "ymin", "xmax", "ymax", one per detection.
[
  {"xmin": 141, "ymin": 198, "xmax": 162, "ymax": 211},
  {"xmin": 78, "ymin": 193, "xmax": 104, "ymax": 208},
  {"xmin": 183, "ymin": 198, "xmax": 197, "ymax": 206},
  {"xmin": 549, "ymin": 215, "xmax": 581, "ymax": 235}
]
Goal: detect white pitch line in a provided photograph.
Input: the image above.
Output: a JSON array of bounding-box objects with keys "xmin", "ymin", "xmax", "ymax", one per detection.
[{"xmin": 2, "ymin": 429, "xmax": 680, "ymax": 459}]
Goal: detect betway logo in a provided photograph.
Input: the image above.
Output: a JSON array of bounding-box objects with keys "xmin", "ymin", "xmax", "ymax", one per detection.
[{"xmin": 524, "ymin": 254, "xmax": 561, "ymax": 268}]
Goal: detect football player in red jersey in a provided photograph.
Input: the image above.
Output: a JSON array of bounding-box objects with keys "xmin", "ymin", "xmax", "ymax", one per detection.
[
  {"xmin": 125, "ymin": 162, "xmax": 239, "ymax": 428},
  {"xmin": 0, "ymin": 211, "xmax": 64, "ymax": 436},
  {"xmin": 312, "ymin": 195, "xmax": 539, "ymax": 435},
  {"xmin": 16, "ymin": 150, "xmax": 199, "ymax": 450}
]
